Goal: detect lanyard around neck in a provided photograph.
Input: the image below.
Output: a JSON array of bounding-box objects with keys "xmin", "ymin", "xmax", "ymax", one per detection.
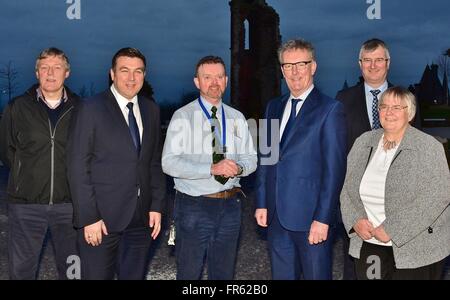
[{"xmin": 198, "ymin": 97, "xmax": 227, "ymax": 149}]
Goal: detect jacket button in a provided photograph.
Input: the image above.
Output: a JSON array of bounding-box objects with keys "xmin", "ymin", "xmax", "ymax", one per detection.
[{"xmin": 428, "ymin": 227, "xmax": 433, "ymax": 234}]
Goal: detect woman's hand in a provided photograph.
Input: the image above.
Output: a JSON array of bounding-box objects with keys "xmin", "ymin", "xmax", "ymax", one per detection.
[{"xmin": 353, "ymin": 218, "xmax": 374, "ymax": 240}]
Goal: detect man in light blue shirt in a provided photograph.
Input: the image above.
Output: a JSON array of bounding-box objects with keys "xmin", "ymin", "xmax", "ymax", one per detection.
[{"xmin": 162, "ymin": 55, "xmax": 257, "ymax": 279}]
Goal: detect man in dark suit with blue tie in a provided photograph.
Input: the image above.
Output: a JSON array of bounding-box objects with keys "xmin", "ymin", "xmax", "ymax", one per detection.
[
  {"xmin": 255, "ymin": 39, "xmax": 347, "ymax": 280},
  {"xmin": 67, "ymin": 48, "xmax": 165, "ymax": 279}
]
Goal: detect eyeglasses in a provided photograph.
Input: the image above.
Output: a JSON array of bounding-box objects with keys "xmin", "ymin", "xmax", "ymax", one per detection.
[
  {"xmin": 378, "ymin": 105, "xmax": 408, "ymax": 112},
  {"xmin": 360, "ymin": 58, "xmax": 389, "ymax": 65},
  {"xmin": 281, "ymin": 60, "xmax": 312, "ymax": 71}
]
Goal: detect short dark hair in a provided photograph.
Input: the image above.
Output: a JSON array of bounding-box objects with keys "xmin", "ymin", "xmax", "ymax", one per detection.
[
  {"xmin": 111, "ymin": 47, "xmax": 146, "ymax": 70},
  {"xmin": 359, "ymin": 38, "xmax": 390, "ymax": 60},
  {"xmin": 195, "ymin": 56, "xmax": 226, "ymax": 77},
  {"xmin": 35, "ymin": 47, "xmax": 70, "ymax": 71}
]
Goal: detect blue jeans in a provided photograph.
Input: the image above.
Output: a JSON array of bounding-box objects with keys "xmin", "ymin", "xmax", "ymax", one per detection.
[{"xmin": 174, "ymin": 192, "xmax": 242, "ymax": 280}]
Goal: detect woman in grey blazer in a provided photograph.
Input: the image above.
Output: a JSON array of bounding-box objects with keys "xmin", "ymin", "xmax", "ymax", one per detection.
[{"xmin": 340, "ymin": 86, "xmax": 450, "ymax": 280}]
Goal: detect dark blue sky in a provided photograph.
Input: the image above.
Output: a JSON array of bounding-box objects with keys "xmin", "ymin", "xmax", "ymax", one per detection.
[{"xmin": 0, "ymin": 0, "xmax": 449, "ymax": 110}]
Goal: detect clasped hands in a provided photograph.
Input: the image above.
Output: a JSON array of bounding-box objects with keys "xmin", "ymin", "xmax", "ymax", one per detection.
[
  {"xmin": 353, "ymin": 218, "xmax": 391, "ymax": 243},
  {"xmin": 210, "ymin": 159, "xmax": 240, "ymax": 178}
]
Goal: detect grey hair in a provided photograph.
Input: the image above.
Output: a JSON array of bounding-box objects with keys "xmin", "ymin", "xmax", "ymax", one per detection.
[
  {"xmin": 379, "ymin": 86, "xmax": 416, "ymax": 121},
  {"xmin": 278, "ymin": 39, "xmax": 315, "ymax": 64},
  {"xmin": 359, "ymin": 38, "xmax": 390, "ymax": 60},
  {"xmin": 35, "ymin": 47, "xmax": 70, "ymax": 72}
]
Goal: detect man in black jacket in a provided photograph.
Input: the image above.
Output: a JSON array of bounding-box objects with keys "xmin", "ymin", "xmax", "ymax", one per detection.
[{"xmin": 0, "ymin": 48, "xmax": 79, "ymax": 279}]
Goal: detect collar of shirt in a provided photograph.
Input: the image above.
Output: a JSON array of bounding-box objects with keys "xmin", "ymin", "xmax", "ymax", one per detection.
[
  {"xmin": 279, "ymin": 84, "xmax": 314, "ymax": 138},
  {"xmin": 36, "ymin": 87, "xmax": 68, "ymax": 109},
  {"xmin": 364, "ymin": 81, "xmax": 388, "ymax": 97},
  {"xmin": 110, "ymin": 84, "xmax": 143, "ymax": 142},
  {"xmin": 110, "ymin": 84, "xmax": 138, "ymax": 110},
  {"xmin": 199, "ymin": 96, "xmax": 223, "ymax": 119},
  {"xmin": 288, "ymin": 83, "xmax": 314, "ymax": 115}
]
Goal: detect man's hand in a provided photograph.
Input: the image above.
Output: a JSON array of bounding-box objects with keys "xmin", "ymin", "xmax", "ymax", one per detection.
[
  {"xmin": 149, "ymin": 212, "xmax": 162, "ymax": 240},
  {"xmin": 84, "ymin": 220, "xmax": 108, "ymax": 246},
  {"xmin": 353, "ymin": 218, "xmax": 374, "ymax": 240},
  {"xmin": 308, "ymin": 220, "xmax": 329, "ymax": 245},
  {"xmin": 211, "ymin": 159, "xmax": 239, "ymax": 178},
  {"xmin": 371, "ymin": 224, "xmax": 391, "ymax": 243},
  {"xmin": 255, "ymin": 208, "xmax": 268, "ymax": 227}
]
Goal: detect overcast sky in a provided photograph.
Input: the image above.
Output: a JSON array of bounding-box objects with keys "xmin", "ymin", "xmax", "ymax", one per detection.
[{"xmin": 0, "ymin": 0, "xmax": 449, "ymax": 109}]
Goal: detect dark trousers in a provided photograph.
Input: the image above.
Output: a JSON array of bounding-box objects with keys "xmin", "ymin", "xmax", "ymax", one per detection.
[
  {"xmin": 78, "ymin": 203, "xmax": 152, "ymax": 280},
  {"xmin": 355, "ymin": 242, "xmax": 445, "ymax": 280},
  {"xmin": 174, "ymin": 192, "xmax": 242, "ymax": 280},
  {"xmin": 7, "ymin": 203, "xmax": 78, "ymax": 280},
  {"xmin": 268, "ymin": 212, "xmax": 335, "ymax": 280},
  {"xmin": 338, "ymin": 223, "xmax": 357, "ymax": 280}
]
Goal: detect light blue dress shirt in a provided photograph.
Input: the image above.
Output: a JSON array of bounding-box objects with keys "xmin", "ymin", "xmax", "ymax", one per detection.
[
  {"xmin": 162, "ymin": 98, "xmax": 257, "ymax": 196},
  {"xmin": 364, "ymin": 81, "xmax": 388, "ymax": 128}
]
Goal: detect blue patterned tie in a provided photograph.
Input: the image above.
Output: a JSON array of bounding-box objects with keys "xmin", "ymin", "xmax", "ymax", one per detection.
[
  {"xmin": 370, "ymin": 89, "xmax": 381, "ymax": 129},
  {"xmin": 280, "ymin": 98, "xmax": 302, "ymax": 148},
  {"xmin": 127, "ymin": 102, "xmax": 141, "ymax": 154}
]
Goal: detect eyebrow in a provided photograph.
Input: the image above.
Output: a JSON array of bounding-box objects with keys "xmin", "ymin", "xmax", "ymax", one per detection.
[{"xmin": 119, "ymin": 66, "xmax": 145, "ymax": 72}]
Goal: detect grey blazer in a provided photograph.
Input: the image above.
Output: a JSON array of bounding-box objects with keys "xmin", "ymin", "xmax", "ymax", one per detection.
[{"xmin": 340, "ymin": 126, "xmax": 450, "ymax": 269}]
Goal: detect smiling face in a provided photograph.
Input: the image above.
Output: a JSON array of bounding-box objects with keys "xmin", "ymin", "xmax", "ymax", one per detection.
[
  {"xmin": 379, "ymin": 94, "xmax": 410, "ymax": 135},
  {"xmin": 110, "ymin": 56, "xmax": 146, "ymax": 100},
  {"xmin": 35, "ymin": 55, "xmax": 70, "ymax": 99},
  {"xmin": 280, "ymin": 49, "xmax": 316, "ymax": 97},
  {"xmin": 359, "ymin": 46, "xmax": 390, "ymax": 88},
  {"xmin": 194, "ymin": 63, "xmax": 228, "ymax": 105}
]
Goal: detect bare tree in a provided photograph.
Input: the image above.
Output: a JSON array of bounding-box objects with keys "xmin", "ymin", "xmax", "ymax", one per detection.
[
  {"xmin": 78, "ymin": 82, "xmax": 96, "ymax": 98},
  {"xmin": 0, "ymin": 61, "xmax": 20, "ymax": 102},
  {"xmin": 78, "ymin": 85, "xmax": 88, "ymax": 98},
  {"xmin": 89, "ymin": 82, "xmax": 96, "ymax": 96}
]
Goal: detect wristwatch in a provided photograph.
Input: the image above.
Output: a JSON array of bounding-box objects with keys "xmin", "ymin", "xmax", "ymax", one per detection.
[{"xmin": 237, "ymin": 163, "xmax": 244, "ymax": 176}]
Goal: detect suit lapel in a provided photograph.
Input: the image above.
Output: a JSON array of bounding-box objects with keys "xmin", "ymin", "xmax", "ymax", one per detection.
[
  {"xmin": 280, "ymin": 88, "xmax": 320, "ymax": 152},
  {"xmin": 276, "ymin": 94, "xmax": 290, "ymax": 120},
  {"xmin": 138, "ymin": 96, "xmax": 150, "ymax": 159},
  {"xmin": 357, "ymin": 84, "xmax": 372, "ymax": 131},
  {"xmin": 104, "ymin": 90, "xmax": 139, "ymax": 153}
]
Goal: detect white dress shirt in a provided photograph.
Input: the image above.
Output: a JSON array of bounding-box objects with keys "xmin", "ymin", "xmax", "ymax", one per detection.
[
  {"xmin": 279, "ymin": 84, "xmax": 314, "ymax": 139},
  {"xmin": 359, "ymin": 136, "xmax": 399, "ymax": 246},
  {"xmin": 110, "ymin": 84, "xmax": 143, "ymax": 142}
]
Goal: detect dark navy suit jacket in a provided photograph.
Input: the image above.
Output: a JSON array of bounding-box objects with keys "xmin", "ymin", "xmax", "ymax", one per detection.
[
  {"xmin": 67, "ymin": 90, "xmax": 165, "ymax": 232},
  {"xmin": 335, "ymin": 82, "xmax": 421, "ymax": 153},
  {"xmin": 256, "ymin": 87, "xmax": 347, "ymax": 231}
]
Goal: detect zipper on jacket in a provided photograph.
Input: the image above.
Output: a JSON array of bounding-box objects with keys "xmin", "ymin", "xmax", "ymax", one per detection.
[
  {"xmin": 15, "ymin": 160, "xmax": 22, "ymax": 192},
  {"xmin": 47, "ymin": 105, "xmax": 74, "ymax": 205}
]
